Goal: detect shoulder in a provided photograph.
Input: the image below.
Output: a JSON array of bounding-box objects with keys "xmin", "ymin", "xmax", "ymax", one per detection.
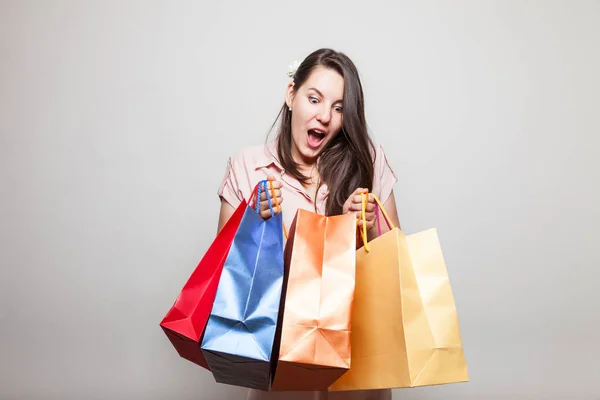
[
  {"xmin": 226, "ymin": 143, "xmax": 278, "ymax": 171},
  {"xmin": 369, "ymin": 140, "xmax": 398, "ymax": 199},
  {"xmin": 218, "ymin": 143, "xmax": 277, "ymax": 206},
  {"xmin": 367, "ymin": 141, "xmax": 400, "ymax": 224},
  {"xmin": 369, "ymin": 141, "xmax": 393, "ymax": 170}
]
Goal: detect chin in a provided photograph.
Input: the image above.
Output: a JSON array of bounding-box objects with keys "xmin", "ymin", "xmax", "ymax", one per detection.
[{"xmin": 300, "ymin": 146, "xmax": 323, "ymax": 160}]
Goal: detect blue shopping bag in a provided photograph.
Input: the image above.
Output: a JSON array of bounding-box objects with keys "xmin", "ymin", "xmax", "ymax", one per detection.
[{"xmin": 201, "ymin": 180, "xmax": 285, "ymax": 391}]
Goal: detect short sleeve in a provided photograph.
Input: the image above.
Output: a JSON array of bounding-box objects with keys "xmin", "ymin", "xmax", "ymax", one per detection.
[
  {"xmin": 217, "ymin": 155, "xmax": 244, "ymax": 208},
  {"xmin": 372, "ymin": 144, "xmax": 398, "ymax": 205}
]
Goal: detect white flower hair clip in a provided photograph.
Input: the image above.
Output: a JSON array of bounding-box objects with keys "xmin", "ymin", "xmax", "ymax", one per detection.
[{"xmin": 287, "ymin": 60, "xmax": 302, "ymax": 78}]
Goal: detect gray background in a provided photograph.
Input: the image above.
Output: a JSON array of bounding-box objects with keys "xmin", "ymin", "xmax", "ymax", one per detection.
[{"xmin": 1, "ymin": 1, "xmax": 599, "ymax": 399}]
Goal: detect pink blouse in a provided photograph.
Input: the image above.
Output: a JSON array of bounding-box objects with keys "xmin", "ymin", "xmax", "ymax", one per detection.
[
  {"xmin": 216, "ymin": 141, "xmax": 397, "ymax": 400},
  {"xmin": 218, "ymin": 142, "xmax": 397, "ymax": 230}
]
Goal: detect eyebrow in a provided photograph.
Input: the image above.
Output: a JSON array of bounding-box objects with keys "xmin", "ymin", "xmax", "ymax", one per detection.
[{"xmin": 307, "ymin": 87, "xmax": 343, "ymax": 104}]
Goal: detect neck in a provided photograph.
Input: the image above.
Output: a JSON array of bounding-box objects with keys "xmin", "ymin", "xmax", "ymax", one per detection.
[
  {"xmin": 291, "ymin": 148, "xmax": 317, "ymax": 176},
  {"xmin": 297, "ymin": 162, "xmax": 315, "ymax": 176}
]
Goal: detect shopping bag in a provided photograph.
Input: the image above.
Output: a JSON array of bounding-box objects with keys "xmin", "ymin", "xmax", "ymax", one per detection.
[
  {"xmin": 159, "ymin": 184, "xmax": 254, "ymax": 369},
  {"xmin": 271, "ymin": 209, "xmax": 356, "ymax": 391},
  {"xmin": 329, "ymin": 194, "xmax": 468, "ymax": 391},
  {"xmin": 201, "ymin": 180, "xmax": 285, "ymax": 391}
]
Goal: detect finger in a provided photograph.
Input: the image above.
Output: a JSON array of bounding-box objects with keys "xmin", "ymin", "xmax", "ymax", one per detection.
[
  {"xmin": 352, "ymin": 193, "xmax": 375, "ymax": 204},
  {"xmin": 260, "ymin": 190, "xmax": 282, "ymax": 200},
  {"xmin": 364, "ymin": 211, "xmax": 377, "ymax": 222},
  {"xmin": 259, "ymin": 206, "xmax": 281, "ymax": 218},
  {"xmin": 348, "ymin": 203, "xmax": 362, "ymax": 212},
  {"xmin": 357, "ymin": 213, "xmax": 376, "ymax": 225},
  {"xmin": 349, "ymin": 200, "xmax": 376, "ymax": 212},
  {"xmin": 266, "ymin": 176, "xmax": 282, "ymax": 188},
  {"xmin": 356, "ymin": 217, "xmax": 375, "ymax": 231},
  {"xmin": 348, "ymin": 188, "xmax": 365, "ymax": 203},
  {"xmin": 357, "ymin": 213, "xmax": 375, "ymax": 224},
  {"xmin": 350, "ymin": 203, "xmax": 362, "ymax": 213},
  {"xmin": 271, "ymin": 197, "xmax": 284, "ymax": 208},
  {"xmin": 342, "ymin": 201, "xmax": 353, "ymax": 214},
  {"xmin": 259, "ymin": 209, "xmax": 273, "ymax": 219},
  {"xmin": 260, "ymin": 199, "xmax": 276, "ymax": 210},
  {"xmin": 345, "ymin": 190, "xmax": 367, "ymax": 214},
  {"xmin": 260, "ymin": 197, "xmax": 284, "ymax": 210},
  {"xmin": 354, "ymin": 201, "xmax": 375, "ymax": 212},
  {"xmin": 352, "ymin": 194, "xmax": 374, "ymax": 205}
]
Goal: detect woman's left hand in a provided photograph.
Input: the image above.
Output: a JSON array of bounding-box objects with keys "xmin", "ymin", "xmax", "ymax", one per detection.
[{"xmin": 342, "ymin": 188, "xmax": 376, "ymax": 231}]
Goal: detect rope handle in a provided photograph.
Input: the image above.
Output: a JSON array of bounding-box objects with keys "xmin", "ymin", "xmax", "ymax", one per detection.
[
  {"xmin": 251, "ymin": 178, "xmax": 288, "ymax": 240},
  {"xmin": 269, "ymin": 179, "xmax": 288, "ymax": 239},
  {"xmin": 371, "ymin": 193, "xmax": 395, "ymax": 231},
  {"xmin": 358, "ymin": 192, "xmax": 396, "ymax": 252},
  {"xmin": 256, "ymin": 180, "xmax": 275, "ymax": 217}
]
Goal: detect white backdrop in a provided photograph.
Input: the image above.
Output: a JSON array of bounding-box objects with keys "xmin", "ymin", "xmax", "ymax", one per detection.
[{"xmin": 1, "ymin": 1, "xmax": 599, "ymax": 399}]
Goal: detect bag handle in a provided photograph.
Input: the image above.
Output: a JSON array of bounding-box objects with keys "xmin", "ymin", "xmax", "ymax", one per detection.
[
  {"xmin": 256, "ymin": 180, "xmax": 276, "ymax": 217},
  {"xmin": 250, "ymin": 179, "xmax": 288, "ymax": 240},
  {"xmin": 358, "ymin": 192, "xmax": 396, "ymax": 252},
  {"xmin": 372, "ymin": 193, "xmax": 395, "ymax": 232},
  {"xmin": 374, "ymin": 201, "xmax": 393, "ymax": 236},
  {"xmin": 249, "ymin": 182, "xmax": 262, "ymax": 208},
  {"xmin": 269, "ymin": 179, "xmax": 288, "ymax": 239},
  {"xmin": 359, "ymin": 192, "xmax": 370, "ymax": 252}
]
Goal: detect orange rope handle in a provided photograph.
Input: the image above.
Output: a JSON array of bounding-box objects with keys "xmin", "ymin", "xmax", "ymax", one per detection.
[
  {"xmin": 357, "ymin": 191, "xmax": 397, "ymax": 252},
  {"xmin": 360, "ymin": 192, "xmax": 370, "ymax": 252},
  {"xmin": 269, "ymin": 179, "xmax": 288, "ymax": 239},
  {"xmin": 370, "ymin": 193, "xmax": 396, "ymax": 230}
]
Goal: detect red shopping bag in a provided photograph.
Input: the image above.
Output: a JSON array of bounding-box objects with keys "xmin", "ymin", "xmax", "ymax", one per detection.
[{"xmin": 160, "ymin": 192, "xmax": 251, "ymax": 369}]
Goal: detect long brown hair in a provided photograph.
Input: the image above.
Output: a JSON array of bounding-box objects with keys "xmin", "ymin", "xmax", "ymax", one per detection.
[{"xmin": 268, "ymin": 48, "xmax": 375, "ymax": 216}]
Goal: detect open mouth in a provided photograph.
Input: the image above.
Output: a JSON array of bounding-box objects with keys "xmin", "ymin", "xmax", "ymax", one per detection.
[{"xmin": 307, "ymin": 129, "xmax": 326, "ymax": 149}]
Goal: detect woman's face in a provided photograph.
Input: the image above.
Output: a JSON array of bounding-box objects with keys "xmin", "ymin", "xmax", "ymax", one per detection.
[{"xmin": 286, "ymin": 66, "xmax": 344, "ymax": 166}]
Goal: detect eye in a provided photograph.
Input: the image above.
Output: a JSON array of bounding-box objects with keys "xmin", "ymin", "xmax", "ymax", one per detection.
[
  {"xmin": 334, "ymin": 105, "xmax": 343, "ymax": 113},
  {"xmin": 308, "ymin": 96, "xmax": 319, "ymax": 104}
]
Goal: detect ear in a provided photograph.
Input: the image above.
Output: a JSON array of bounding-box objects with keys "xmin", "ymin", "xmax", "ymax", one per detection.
[{"xmin": 285, "ymin": 81, "xmax": 295, "ymax": 109}]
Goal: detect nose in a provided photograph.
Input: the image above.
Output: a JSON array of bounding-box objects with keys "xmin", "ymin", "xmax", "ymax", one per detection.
[{"xmin": 316, "ymin": 105, "xmax": 332, "ymax": 124}]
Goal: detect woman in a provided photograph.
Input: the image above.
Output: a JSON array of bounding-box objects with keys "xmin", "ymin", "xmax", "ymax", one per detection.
[{"xmin": 216, "ymin": 48, "xmax": 400, "ymax": 400}]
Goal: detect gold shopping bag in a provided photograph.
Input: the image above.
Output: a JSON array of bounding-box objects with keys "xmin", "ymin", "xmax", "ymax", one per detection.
[{"xmin": 329, "ymin": 194, "xmax": 468, "ymax": 391}]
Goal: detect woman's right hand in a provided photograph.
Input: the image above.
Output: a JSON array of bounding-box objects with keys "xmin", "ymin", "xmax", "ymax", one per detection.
[{"xmin": 258, "ymin": 176, "xmax": 283, "ymax": 220}]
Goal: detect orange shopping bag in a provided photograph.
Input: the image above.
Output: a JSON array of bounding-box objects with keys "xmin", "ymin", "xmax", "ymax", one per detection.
[
  {"xmin": 329, "ymin": 194, "xmax": 469, "ymax": 391},
  {"xmin": 271, "ymin": 209, "xmax": 356, "ymax": 391}
]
